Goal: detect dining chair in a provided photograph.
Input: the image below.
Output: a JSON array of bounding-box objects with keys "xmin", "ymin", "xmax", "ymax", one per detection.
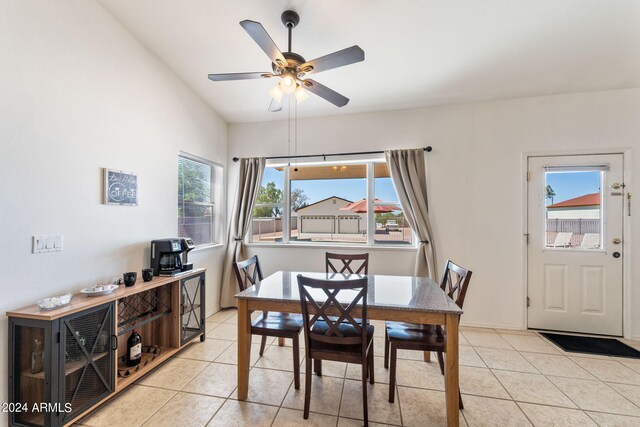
[
  {"xmin": 325, "ymin": 252, "xmax": 369, "ymax": 275},
  {"xmin": 297, "ymin": 274, "xmax": 375, "ymax": 426},
  {"xmin": 320, "ymin": 252, "xmax": 370, "ymax": 376},
  {"xmin": 233, "ymin": 255, "xmax": 303, "ymax": 389},
  {"xmin": 383, "ymin": 260, "xmax": 472, "ymax": 405}
]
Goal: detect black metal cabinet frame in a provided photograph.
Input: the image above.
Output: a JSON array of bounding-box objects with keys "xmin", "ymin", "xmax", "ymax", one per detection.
[
  {"xmin": 8, "ymin": 302, "xmax": 115, "ymax": 427},
  {"xmin": 57, "ymin": 303, "xmax": 115, "ymax": 425},
  {"xmin": 8, "ymin": 317, "xmax": 60, "ymax": 427},
  {"xmin": 180, "ymin": 272, "xmax": 206, "ymax": 345}
]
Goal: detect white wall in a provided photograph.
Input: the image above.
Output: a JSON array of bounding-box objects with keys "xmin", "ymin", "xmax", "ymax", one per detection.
[
  {"xmin": 0, "ymin": 0, "xmax": 227, "ymax": 419},
  {"xmin": 229, "ymin": 88, "xmax": 640, "ymax": 335}
]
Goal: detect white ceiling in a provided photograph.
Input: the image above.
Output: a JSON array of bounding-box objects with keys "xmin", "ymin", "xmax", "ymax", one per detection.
[{"xmin": 98, "ymin": 0, "xmax": 640, "ymax": 123}]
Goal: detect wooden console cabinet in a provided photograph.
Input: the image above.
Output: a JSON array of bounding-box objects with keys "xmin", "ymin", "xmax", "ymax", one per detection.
[{"xmin": 7, "ymin": 269, "xmax": 206, "ymax": 427}]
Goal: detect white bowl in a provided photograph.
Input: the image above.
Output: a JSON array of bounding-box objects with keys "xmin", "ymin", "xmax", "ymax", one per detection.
[
  {"xmin": 81, "ymin": 284, "xmax": 119, "ymax": 297},
  {"xmin": 37, "ymin": 293, "xmax": 73, "ymax": 310}
]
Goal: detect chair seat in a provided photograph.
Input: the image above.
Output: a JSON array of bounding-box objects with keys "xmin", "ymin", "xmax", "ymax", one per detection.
[
  {"xmin": 386, "ymin": 322, "xmax": 446, "ymax": 346},
  {"xmin": 309, "ymin": 320, "xmax": 374, "ymax": 353},
  {"xmin": 251, "ymin": 312, "xmax": 303, "ymax": 333}
]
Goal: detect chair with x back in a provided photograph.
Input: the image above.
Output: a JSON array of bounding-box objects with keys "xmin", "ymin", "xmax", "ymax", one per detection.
[
  {"xmin": 325, "ymin": 252, "xmax": 369, "ymax": 275},
  {"xmin": 319, "ymin": 252, "xmax": 369, "ymax": 375},
  {"xmin": 383, "ymin": 260, "xmax": 472, "ymax": 405},
  {"xmin": 233, "ymin": 255, "xmax": 303, "ymax": 389},
  {"xmin": 297, "ymin": 274, "xmax": 375, "ymax": 426}
]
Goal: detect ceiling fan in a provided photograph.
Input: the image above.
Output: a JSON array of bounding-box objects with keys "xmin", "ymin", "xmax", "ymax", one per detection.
[{"xmin": 208, "ymin": 10, "xmax": 364, "ymax": 111}]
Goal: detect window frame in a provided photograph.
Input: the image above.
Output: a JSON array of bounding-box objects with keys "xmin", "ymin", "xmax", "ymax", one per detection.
[
  {"xmin": 178, "ymin": 152, "xmax": 223, "ymax": 249},
  {"xmin": 249, "ymin": 156, "xmax": 416, "ymax": 248}
]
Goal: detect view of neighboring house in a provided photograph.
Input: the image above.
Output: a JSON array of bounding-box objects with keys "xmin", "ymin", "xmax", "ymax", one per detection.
[
  {"xmin": 547, "ymin": 192, "xmax": 600, "ymax": 219},
  {"xmin": 546, "ymin": 192, "xmax": 601, "ymax": 248},
  {"xmin": 294, "ymin": 196, "xmax": 365, "ymax": 234}
]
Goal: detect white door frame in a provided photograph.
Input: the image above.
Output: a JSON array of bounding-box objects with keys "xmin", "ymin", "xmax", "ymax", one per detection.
[{"xmin": 522, "ymin": 149, "xmax": 632, "ymax": 339}]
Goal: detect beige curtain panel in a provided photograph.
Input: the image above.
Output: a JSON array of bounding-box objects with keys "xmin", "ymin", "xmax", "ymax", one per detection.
[
  {"xmin": 385, "ymin": 149, "xmax": 436, "ymax": 279},
  {"xmin": 219, "ymin": 157, "xmax": 266, "ymax": 308}
]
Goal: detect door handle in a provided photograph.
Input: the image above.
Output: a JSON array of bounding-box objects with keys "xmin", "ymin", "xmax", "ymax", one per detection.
[
  {"xmin": 613, "ymin": 252, "xmax": 621, "ymax": 258},
  {"xmin": 612, "ymin": 238, "xmax": 622, "ymax": 245}
]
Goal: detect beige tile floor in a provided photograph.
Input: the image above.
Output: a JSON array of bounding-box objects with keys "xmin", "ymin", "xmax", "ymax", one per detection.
[{"xmin": 78, "ymin": 309, "xmax": 640, "ymax": 427}]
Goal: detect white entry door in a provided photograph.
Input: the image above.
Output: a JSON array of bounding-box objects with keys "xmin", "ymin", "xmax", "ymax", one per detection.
[{"xmin": 527, "ymin": 154, "xmax": 624, "ymax": 336}]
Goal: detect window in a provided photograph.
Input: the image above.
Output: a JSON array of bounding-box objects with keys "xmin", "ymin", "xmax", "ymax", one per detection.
[
  {"xmin": 544, "ymin": 168, "xmax": 603, "ymax": 250},
  {"xmin": 250, "ymin": 157, "xmax": 414, "ymax": 246},
  {"xmin": 178, "ymin": 154, "xmax": 222, "ymax": 247}
]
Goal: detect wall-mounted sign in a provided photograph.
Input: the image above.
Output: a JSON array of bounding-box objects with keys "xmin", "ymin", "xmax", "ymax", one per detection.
[{"xmin": 104, "ymin": 168, "xmax": 137, "ymax": 206}]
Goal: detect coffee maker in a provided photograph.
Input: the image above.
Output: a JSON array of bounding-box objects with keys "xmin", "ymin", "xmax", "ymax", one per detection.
[
  {"xmin": 150, "ymin": 239, "xmax": 184, "ymax": 276},
  {"xmin": 180, "ymin": 238, "xmax": 196, "ymax": 272}
]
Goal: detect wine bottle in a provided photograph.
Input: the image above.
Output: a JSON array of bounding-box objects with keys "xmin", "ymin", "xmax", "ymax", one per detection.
[
  {"xmin": 31, "ymin": 339, "xmax": 44, "ymax": 374},
  {"xmin": 126, "ymin": 330, "xmax": 142, "ymax": 367}
]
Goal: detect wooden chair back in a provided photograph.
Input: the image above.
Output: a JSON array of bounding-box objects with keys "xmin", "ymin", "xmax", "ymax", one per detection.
[
  {"xmin": 325, "ymin": 252, "xmax": 369, "ymax": 275},
  {"xmin": 233, "ymin": 255, "xmax": 264, "ymax": 292},
  {"xmin": 440, "ymin": 260, "xmax": 472, "ymax": 309},
  {"xmin": 297, "ymin": 275, "xmax": 369, "ymax": 355}
]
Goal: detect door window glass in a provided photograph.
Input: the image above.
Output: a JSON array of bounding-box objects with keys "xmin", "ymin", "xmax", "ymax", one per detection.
[{"xmin": 544, "ymin": 170, "xmax": 603, "ymax": 250}]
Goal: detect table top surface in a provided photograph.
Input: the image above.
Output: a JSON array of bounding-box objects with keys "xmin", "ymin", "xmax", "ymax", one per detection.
[{"xmin": 236, "ymin": 271, "xmax": 462, "ymax": 315}]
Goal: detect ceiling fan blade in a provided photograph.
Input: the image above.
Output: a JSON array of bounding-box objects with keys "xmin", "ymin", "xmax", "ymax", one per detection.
[
  {"xmin": 240, "ymin": 20, "xmax": 288, "ymax": 67},
  {"xmin": 299, "ymin": 45, "xmax": 364, "ymax": 75},
  {"xmin": 268, "ymin": 99, "xmax": 283, "ymax": 112},
  {"xmin": 208, "ymin": 72, "xmax": 273, "ymax": 81},
  {"xmin": 300, "ymin": 79, "xmax": 349, "ymax": 107}
]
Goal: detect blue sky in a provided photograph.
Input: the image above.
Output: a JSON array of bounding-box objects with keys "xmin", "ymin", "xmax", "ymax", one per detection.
[
  {"xmin": 262, "ymin": 168, "xmax": 399, "ymax": 203},
  {"xmin": 545, "ymin": 171, "xmax": 601, "ymax": 204}
]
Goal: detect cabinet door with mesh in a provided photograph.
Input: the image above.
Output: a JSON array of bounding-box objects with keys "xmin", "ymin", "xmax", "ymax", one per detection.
[
  {"xmin": 59, "ymin": 302, "xmax": 115, "ymax": 423},
  {"xmin": 8, "ymin": 317, "xmax": 58, "ymax": 427},
  {"xmin": 180, "ymin": 272, "xmax": 205, "ymax": 345}
]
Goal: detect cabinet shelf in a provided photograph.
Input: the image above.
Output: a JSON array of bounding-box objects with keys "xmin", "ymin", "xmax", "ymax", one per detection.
[
  {"xmin": 116, "ymin": 346, "xmax": 178, "ymax": 391},
  {"xmin": 23, "ymin": 352, "xmax": 109, "ymax": 380},
  {"xmin": 182, "ymin": 303, "xmax": 201, "ymax": 313}
]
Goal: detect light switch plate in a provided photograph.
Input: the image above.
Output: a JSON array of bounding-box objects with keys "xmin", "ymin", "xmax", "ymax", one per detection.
[{"xmin": 33, "ymin": 234, "xmax": 63, "ymax": 254}]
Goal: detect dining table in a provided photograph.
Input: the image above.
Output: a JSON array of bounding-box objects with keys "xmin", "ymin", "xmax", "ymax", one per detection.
[{"xmin": 235, "ymin": 271, "xmax": 464, "ymax": 426}]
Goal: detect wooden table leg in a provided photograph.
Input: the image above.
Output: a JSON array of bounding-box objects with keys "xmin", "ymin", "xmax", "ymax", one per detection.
[
  {"xmin": 445, "ymin": 313, "xmax": 460, "ymax": 426},
  {"xmin": 237, "ymin": 299, "xmax": 251, "ymax": 400}
]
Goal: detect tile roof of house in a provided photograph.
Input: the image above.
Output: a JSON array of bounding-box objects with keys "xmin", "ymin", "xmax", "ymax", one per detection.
[{"xmin": 547, "ymin": 192, "xmax": 600, "ymax": 208}]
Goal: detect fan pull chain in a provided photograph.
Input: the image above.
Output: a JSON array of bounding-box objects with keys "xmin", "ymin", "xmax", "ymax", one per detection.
[
  {"xmin": 287, "ymin": 95, "xmax": 291, "ymax": 167},
  {"xmin": 294, "ymin": 99, "xmax": 298, "ymax": 172}
]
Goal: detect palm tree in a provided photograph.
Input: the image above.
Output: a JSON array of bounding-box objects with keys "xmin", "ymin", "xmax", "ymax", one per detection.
[{"xmin": 546, "ymin": 185, "xmax": 556, "ymax": 204}]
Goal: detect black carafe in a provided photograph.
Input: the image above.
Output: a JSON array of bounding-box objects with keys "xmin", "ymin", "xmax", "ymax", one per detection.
[{"xmin": 126, "ymin": 330, "xmax": 142, "ymax": 367}]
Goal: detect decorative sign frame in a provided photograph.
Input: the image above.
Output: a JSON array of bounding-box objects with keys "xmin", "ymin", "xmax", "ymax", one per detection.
[{"xmin": 103, "ymin": 168, "xmax": 138, "ymax": 206}]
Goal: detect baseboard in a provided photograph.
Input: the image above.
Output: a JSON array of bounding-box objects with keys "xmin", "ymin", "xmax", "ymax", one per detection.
[{"xmin": 460, "ymin": 320, "xmax": 524, "ymax": 331}]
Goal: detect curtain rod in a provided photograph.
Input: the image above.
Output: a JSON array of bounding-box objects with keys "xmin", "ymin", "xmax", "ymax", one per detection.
[{"xmin": 232, "ymin": 146, "xmax": 432, "ymax": 162}]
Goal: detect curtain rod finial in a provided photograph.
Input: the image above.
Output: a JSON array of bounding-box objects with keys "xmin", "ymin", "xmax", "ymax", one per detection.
[
  {"xmin": 424, "ymin": 146, "xmax": 432, "ymax": 152},
  {"xmin": 233, "ymin": 157, "xmax": 240, "ymax": 162}
]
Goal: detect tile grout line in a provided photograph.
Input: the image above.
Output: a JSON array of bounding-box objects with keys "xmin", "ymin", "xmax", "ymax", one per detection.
[{"xmin": 91, "ymin": 316, "xmax": 640, "ymax": 425}]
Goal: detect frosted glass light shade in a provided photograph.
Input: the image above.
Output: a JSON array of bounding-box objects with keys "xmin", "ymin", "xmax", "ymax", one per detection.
[
  {"xmin": 295, "ymin": 86, "xmax": 309, "ymax": 104},
  {"xmin": 269, "ymin": 84, "xmax": 284, "ymax": 103}
]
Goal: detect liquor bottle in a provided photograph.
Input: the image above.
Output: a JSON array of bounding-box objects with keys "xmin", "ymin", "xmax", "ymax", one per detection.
[
  {"xmin": 95, "ymin": 323, "xmax": 109, "ymax": 353},
  {"xmin": 126, "ymin": 330, "xmax": 142, "ymax": 367},
  {"xmin": 31, "ymin": 339, "xmax": 44, "ymax": 374}
]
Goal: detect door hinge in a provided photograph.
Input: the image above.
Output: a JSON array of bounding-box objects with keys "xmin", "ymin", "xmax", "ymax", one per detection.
[
  {"xmin": 524, "ymin": 233, "xmax": 530, "ymax": 244},
  {"xmin": 526, "ymin": 171, "xmax": 531, "ymax": 182},
  {"xmin": 527, "ymin": 297, "xmax": 530, "ymax": 307}
]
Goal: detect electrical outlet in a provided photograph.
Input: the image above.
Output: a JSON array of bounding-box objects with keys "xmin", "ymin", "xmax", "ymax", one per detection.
[{"xmin": 33, "ymin": 235, "xmax": 63, "ymax": 254}]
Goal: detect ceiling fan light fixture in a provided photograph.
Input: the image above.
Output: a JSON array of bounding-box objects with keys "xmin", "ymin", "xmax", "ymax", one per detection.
[
  {"xmin": 269, "ymin": 84, "xmax": 284, "ymax": 103},
  {"xmin": 295, "ymin": 85, "xmax": 309, "ymax": 104},
  {"xmin": 280, "ymin": 74, "xmax": 297, "ymax": 94}
]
